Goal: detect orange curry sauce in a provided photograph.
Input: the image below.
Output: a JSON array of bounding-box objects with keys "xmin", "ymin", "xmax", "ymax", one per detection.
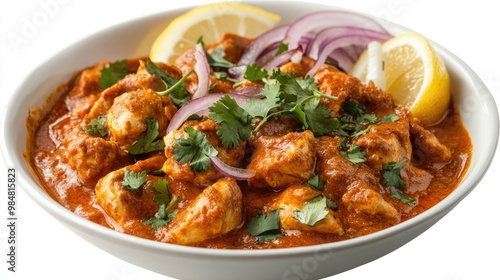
[{"xmin": 26, "ymin": 34, "xmax": 471, "ymax": 249}]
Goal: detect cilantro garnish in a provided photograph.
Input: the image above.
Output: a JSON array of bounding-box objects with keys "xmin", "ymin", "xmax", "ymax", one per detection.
[
  {"xmin": 122, "ymin": 170, "xmax": 147, "ymax": 191},
  {"xmin": 197, "ymin": 36, "xmax": 234, "ymax": 69},
  {"xmin": 143, "ymin": 204, "xmax": 178, "ymax": 230},
  {"xmin": 82, "ymin": 116, "xmax": 107, "ymax": 137},
  {"xmin": 143, "ymin": 179, "xmax": 180, "ymax": 230},
  {"xmin": 172, "ymin": 126, "xmax": 218, "ymax": 172},
  {"xmin": 293, "ymin": 195, "xmax": 330, "ymax": 226},
  {"xmin": 241, "ymin": 69, "xmax": 339, "ymax": 136},
  {"xmin": 208, "ymin": 95, "xmax": 253, "ymax": 148},
  {"xmin": 382, "ymin": 159, "xmax": 407, "ymax": 189},
  {"xmin": 151, "ymin": 179, "xmax": 171, "ymax": 205},
  {"xmin": 244, "ymin": 64, "xmax": 269, "ymax": 83},
  {"xmin": 243, "ymin": 79, "xmax": 281, "ymax": 118},
  {"xmin": 127, "ymin": 117, "xmax": 165, "ymax": 155},
  {"xmin": 306, "ymin": 175, "xmax": 324, "ymax": 191},
  {"xmin": 275, "ymin": 42, "xmax": 288, "ymax": 55},
  {"xmin": 146, "ymin": 58, "xmax": 192, "ymax": 107},
  {"xmin": 340, "ymin": 143, "xmax": 366, "ymax": 164},
  {"xmin": 98, "ymin": 60, "xmax": 134, "ymax": 91},
  {"xmin": 389, "ymin": 188, "xmax": 416, "ymax": 206},
  {"xmin": 382, "ymin": 159, "xmax": 416, "ymax": 205},
  {"xmin": 247, "ymin": 209, "xmax": 283, "ymax": 243}
]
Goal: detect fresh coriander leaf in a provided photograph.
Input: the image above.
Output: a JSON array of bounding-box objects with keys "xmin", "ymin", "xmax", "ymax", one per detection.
[
  {"xmin": 185, "ymin": 114, "xmax": 204, "ymax": 122},
  {"xmin": 342, "ymin": 100, "xmax": 365, "ymax": 117},
  {"xmin": 340, "ymin": 144, "xmax": 367, "ymax": 164},
  {"xmin": 247, "ymin": 209, "xmax": 283, "ymax": 243},
  {"xmin": 293, "ymin": 196, "xmax": 329, "ymax": 226},
  {"xmin": 82, "ymin": 116, "xmax": 108, "ymax": 137},
  {"xmin": 306, "ymin": 175, "xmax": 324, "ymax": 190},
  {"xmin": 382, "ymin": 159, "xmax": 408, "ymax": 189},
  {"xmin": 296, "ymin": 76, "xmax": 319, "ymax": 92},
  {"xmin": 98, "ymin": 59, "xmax": 133, "ymax": 91},
  {"xmin": 275, "ymin": 42, "xmax": 288, "ymax": 55},
  {"xmin": 149, "ymin": 169, "xmax": 165, "ymax": 176},
  {"xmin": 208, "ymin": 95, "xmax": 252, "ymax": 148},
  {"xmin": 197, "ymin": 36, "xmax": 234, "ymax": 69},
  {"xmin": 351, "ymin": 126, "xmax": 371, "ymax": 138},
  {"xmin": 146, "ymin": 58, "xmax": 192, "ymax": 107},
  {"xmin": 243, "ymin": 80, "xmax": 281, "ymax": 118},
  {"xmin": 356, "ymin": 113, "xmax": 378, "ymax": 124},
  {"xmin": 172, "ymin": 126, "xmax": 218, "ymax": 172},
  {"xmin": 122, "ymin": 170, "xmax": 147, "ymax": 191},
  {"xmin": 380, "ymin": 114, "xmax": 400, "ymax": 123},
  {"xmin": 143, "ymin": 206, "xmax": 178, "ymax": 230},
  {"xmin": 153, "ymin": 179, "xmax": 171, "ymax": 205},
  {"xmin": 127, "ymin": 117, "xmax": 165, "ymax": 155},
  {"xmin": 326, "ymin": 197, "xmax": 337, "ymax": 210},
  {"xmin": 304, "ymin": 103, "xmax": 340, "ymax": 136},
  {"xmin": 389, "ymin": 188, "xmax": 416, "ymax": 206},
  {"xmin": 244, "ymin": 64, "xmax": 269, "ymax": 82}
]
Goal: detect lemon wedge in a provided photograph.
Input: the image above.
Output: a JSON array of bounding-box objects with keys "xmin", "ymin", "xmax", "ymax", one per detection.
[
  {"xmin": 350, "ymin": 32, "xmax": 450, "ymax": 126},
  {"xmin": 149, "ymin": 3, "xmax": 281, "ymax": 64}
]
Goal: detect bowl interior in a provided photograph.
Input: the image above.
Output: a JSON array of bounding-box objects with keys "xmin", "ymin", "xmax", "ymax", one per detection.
[{"xmin": 1, "ymin": 1, "xmax": 498, "ymax": 279}]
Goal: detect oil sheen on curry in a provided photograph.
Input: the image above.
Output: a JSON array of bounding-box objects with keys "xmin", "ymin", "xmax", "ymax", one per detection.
[{"xmin": 27, "ymin": 33, "xmax": 471, "ymax": 249}]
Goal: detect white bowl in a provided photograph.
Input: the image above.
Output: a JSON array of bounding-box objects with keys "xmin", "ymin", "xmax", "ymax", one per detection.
[{"xmin": 1, "ymin": 1, "xmax": 498, "ymax": 279}]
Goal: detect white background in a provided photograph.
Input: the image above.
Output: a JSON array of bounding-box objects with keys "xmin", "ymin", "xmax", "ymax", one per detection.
[{"xmin": 1, "ymin": 0, "xmax": 499, "ymax": 279}]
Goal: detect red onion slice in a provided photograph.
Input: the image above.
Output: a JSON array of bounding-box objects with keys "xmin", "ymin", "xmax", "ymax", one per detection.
[
  {"xmin": 192, "ymin": 43, "xmax": 210, "ymax": 99},
  {"xmin": 210, "ymin": 156, "xmax": 255, "ymax": 180},
  {"xmin": 263, "ymin": 46, "xmax": 303, "ymax": 70},
  {"xmin": 166, "ymin": 93, "xmax": 254, "ymax": 134},
  {"xmin": 285, "ymin": 10, "xmax": 389, "ymax": 51},
  {"xmin": 307, "ymin": 29, "xmax": 391, "ymax": 76},
  {"xmin": 237, "ymin": 25, "xmax": 289, "ymax": 66}
]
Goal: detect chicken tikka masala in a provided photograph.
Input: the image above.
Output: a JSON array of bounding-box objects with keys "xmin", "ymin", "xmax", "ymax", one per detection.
[{"xmin": 26, "ymin": 32, "xmax": 471, "ymax": 249}]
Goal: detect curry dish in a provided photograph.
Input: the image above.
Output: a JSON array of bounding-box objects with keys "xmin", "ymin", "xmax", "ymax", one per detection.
[{"xmin": 26, "ymin": 33, "xmax": 471, "ymax": 249}]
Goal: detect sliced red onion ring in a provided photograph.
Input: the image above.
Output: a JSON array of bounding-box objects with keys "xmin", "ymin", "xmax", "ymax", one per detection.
[
  {"xmin": 166, "ymin": 93, "xmax": 254, "ymax": 134},
  {"xmin": 192, "ymin": 43, "xmax": 210, "ymax": 99},
  {"xmin": 255, "ymin": 33, "xmax": 313, "ymax": 67},
  {"xmin": 210, "ymin": 156, "xmax": 255, "ymax": 180},
  {"xmin": 237, "ymin": 25, "xmax": 289, "ymax": 66},
  {"xmin": 306, "ymin": 29, "xmax": 391, "ymax": 76},
  {"xmin": 263, "ymin": 46, "xmax": 303, "ymax": 70},
  {"xmin": 285, "ymin": 10, "xmax": 389, "ymax": 51},
  {"xmin": 306, "ymin": 26, "xmax": 385, "ymax": 59}
]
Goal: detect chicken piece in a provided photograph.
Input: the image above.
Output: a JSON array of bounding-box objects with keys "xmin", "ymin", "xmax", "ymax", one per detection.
[
  {"xmin": 162, "ymin": 119, "xmax": 246, "ymax": 186},
  {"xmin": 354, "ymin": 108, "xmax": 412, "ymax": 171},
  {"xmin": 94, "ymin": 155, "xmax": 166, "ymax": 227},
  {"xmin": 410, "ymin": 120, "xmax": 452, "ymax": 164},
  {"xmin": 247, "ymin": 131, "xmax": 316, "ymax": 190},
  {"xmin": 342, "ymin": 180, "xmax": 400, "ymax": 223},
  {"xmin": 85, "ymin": 59, "xmax": 181, "ymax": 121},
  {"xmin": 160, "ymin": 177, "xmax": 243, "ymax": 245},
  {"xmin": 106, "ymin": 89, "xmax": 177, "ymax": 147},
  {"xmin": 313, "ymin": 136, "xmax": 380, "ymax": 200},
  {"xmin": 313, "ymin": 66, "xmax": 395, "ymax": 116},
  {"xmin": 273, "ymin": 184, "xmax": 344, "ymax": 235},
  {"xmin": 63, "ymin": 128, "xmax": 132, "ymax": 186}
]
